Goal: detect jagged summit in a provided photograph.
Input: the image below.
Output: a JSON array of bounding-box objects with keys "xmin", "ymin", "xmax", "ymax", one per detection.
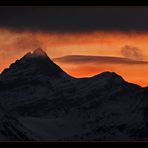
[
  {"xmin": 33, "ymin": 48, "xmax": 48, "ymax": 57},
  {"xmin": 23, "ymin": 48, "xmax": 49, "ymax": 59}
]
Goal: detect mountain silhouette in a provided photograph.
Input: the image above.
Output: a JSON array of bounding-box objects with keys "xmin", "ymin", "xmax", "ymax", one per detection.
[
  {"xmin": 0, "ymin": 48, "xmax": 148, "ymax": 141},
  {"xmin": 1, "ymin": 48, "xmax": 69, "ymax": 78}
]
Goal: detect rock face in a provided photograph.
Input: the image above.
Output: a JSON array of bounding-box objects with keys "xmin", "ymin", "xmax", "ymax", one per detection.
[{"xmin": 0, "ymin": 48, "xmax": 148, "ymax": 141}]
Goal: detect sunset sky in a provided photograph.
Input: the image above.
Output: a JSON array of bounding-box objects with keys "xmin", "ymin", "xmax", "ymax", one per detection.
[{"xmin": 0, "ymin": 7, "xmax": 148, "ymax": 86}]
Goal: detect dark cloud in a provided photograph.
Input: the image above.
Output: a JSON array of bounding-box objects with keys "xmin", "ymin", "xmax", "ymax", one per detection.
[
  {"xmin": 121, "ymin": 45, "xmax": 143, "ymax": 60},
  {"xmin": 54, "ymin": 55, "xmax": 148, "ymax": 65},
  {"xmin": 0, "ymin": 7, "xmax": 148, "ymax": 32}
]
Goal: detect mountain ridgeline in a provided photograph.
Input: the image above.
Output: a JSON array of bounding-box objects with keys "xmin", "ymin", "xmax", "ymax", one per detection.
[{"xmin": 0, "ymin": 48, "xmax": 148, "ymax": 141}]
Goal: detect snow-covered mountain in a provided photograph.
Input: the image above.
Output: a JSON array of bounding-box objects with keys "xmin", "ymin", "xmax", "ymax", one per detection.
[{"xmin": 0, "ymin": 48, "xmax": 148, "ymax": 141}]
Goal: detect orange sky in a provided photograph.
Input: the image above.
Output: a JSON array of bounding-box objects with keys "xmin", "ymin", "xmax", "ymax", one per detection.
[{"xmin": 0, "ymin": 28, "xmax": 148, "ymax": 86}]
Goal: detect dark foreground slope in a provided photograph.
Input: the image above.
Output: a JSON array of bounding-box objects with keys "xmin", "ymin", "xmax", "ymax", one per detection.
[{"xmin": 0, "ymin": 48, "xmax": 148, "ymax": 141}]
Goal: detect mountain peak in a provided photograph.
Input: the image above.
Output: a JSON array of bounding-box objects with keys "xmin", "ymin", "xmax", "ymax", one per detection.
[
  {"xmin": 32, "ymin": 48, "xmax": 47, "ymax": 57},
  {"xmin": 22, "ymin": 48, "xmax": 48, "ymax": 60},
  {"xmin": 91, "ymin": 71, "xmax": 125, "ymax": 84},
  {"xmin": 1, "ymin": 48, "xmax": 70, "ymax": 79}
]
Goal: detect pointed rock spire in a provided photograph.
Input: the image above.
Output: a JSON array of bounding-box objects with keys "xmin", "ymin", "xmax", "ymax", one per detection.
[{"xmin": 33, "ymin": 48, "xmax": 48, "ymax": 57}]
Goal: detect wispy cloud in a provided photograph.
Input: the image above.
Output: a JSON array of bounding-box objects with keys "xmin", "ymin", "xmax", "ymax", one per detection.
[
  {"xmin": 54, "ymin": 55, "xmax": 148, "ymax": 65},
  {"xmin": 121, "ymin": 45, "xmax": 143, "ymax": 61},
  {"xmin": 14, "ymin": 34, "xmax": 43, "ymax": 50}
]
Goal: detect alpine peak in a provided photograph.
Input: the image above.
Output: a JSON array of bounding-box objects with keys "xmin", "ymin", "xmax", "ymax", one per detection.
[{"xmin": 33, "ymin": 48, "xmax": 47, "ymax": 57}]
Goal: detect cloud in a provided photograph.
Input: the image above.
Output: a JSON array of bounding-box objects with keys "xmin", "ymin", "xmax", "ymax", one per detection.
[
  {"xmin": 121, "ymin": 45, "xmax": 143, "ymax": 60},
  {"xmin": 1, "ymin": 7, "xmax": 148, "ymax": 32},
  {"xmin": 54, "ymin": 55, "xmax": 148, "ymax": 65},
  {"xmin": 14, "ymin": 34, "xmax": 43, "ymax": 50}
]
